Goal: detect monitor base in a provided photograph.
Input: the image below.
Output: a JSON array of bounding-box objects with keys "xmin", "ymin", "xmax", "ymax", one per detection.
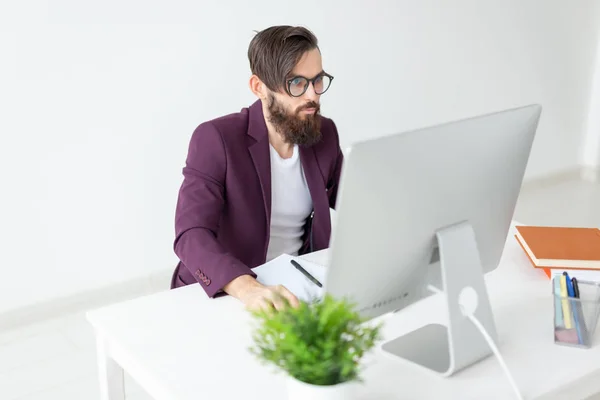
[{"xmin": 380, "ymin": 221, "xmax": 498, "ymax": 377}]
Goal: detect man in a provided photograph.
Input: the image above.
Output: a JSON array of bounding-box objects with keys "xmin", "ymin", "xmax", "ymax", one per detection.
[{"xmin": 170, "ymin": 25, "xmax": 343, "ymax": 311}]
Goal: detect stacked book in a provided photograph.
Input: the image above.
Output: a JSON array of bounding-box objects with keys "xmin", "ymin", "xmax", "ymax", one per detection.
[{"xmin": 514, "ymin": 226, "xmax": 600, "ymax": 281}]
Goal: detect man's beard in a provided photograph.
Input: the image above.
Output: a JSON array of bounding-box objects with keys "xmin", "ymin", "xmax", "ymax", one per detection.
[{"xmin": 266, "ymin": 94, "xmax": 322, "ymax": 146}]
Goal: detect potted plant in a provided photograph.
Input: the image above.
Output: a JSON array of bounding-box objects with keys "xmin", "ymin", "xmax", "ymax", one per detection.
[{"xmin": 249, "ymin": 294, "xmax": 382, "ymax": 400}]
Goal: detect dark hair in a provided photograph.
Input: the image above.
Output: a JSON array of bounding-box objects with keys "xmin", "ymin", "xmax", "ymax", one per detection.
[{"xmin": 248, "ymin": 25, "xmax": 319, "ymax": 93}]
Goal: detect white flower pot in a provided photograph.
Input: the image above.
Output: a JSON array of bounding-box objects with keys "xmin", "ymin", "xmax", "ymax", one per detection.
[{"xmin": 286, "ymin": 376, "xmax": 359, "ymax": 400}]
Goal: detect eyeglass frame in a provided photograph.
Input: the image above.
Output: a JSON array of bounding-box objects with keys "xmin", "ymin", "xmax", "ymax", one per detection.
[{"xmin": 285, "ymin": 72, "xmax": 334, "ymax": 97}]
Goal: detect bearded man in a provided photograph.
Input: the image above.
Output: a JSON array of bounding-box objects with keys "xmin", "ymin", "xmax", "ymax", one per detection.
[{"xmin": 171, "ymin": 26, "xmax": 343, "ymax": 311}]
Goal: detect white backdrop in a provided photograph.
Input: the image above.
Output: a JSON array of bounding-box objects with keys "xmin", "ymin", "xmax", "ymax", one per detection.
[{"xmin": 1, "ymin": 0, "xmax": 599, "ymax": 314}]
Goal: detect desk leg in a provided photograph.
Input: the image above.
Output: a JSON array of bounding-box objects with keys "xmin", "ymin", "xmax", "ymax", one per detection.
[{"xmin": 96, "ymin": 333, "xmax": 125, "ymax": 400}]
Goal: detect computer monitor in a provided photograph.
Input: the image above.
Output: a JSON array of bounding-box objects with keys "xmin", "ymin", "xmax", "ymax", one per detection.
[{"xmin": 323, "ymin": 104, "xmax": 542, "ymax": 376}]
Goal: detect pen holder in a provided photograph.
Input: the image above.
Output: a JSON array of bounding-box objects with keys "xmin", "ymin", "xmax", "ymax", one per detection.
[{"xmin": 553, "ymin": 278, "xmax": 600, "ymax": 349}]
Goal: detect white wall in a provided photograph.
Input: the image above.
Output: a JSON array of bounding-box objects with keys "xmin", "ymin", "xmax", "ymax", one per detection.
[
  {"xmin": 582, "ymin": 20, "xmax": 600, "ymax": 173},
  {"xmin": 1, "ymin": 0, "xmax": 599, "ymax": 315}
]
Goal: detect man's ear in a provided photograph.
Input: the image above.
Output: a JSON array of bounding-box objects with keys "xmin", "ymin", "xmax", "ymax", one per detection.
[{"xmin": 249, "ymin": 75, "xmax": 266, "ymax": 99}]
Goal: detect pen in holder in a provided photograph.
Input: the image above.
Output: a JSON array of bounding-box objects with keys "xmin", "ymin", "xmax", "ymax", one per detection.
[{"xmin": 553, "ymin": 275, "xmax": 600, "ymax": 349}]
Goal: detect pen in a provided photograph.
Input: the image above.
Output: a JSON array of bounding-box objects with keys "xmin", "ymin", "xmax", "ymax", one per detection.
[
  {"xmin": 572, "ymin": 277, "xmax": 580, "ymax": 298},
  {"xmin": 564, "ymin": 272, "xmax": 575, "ymax": 297},
  {"xmin": 564, "ymin": 272, "xmax": 586, "ymax": 345},
  {"xmin": 290, "ymin": 259, "xmax": 322, "ymax": 288}
]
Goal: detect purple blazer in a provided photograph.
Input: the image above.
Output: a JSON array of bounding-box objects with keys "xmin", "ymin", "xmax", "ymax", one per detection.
[{"xmin": 170, "ymin": 100, "xmax": 344, "ymax": 297}]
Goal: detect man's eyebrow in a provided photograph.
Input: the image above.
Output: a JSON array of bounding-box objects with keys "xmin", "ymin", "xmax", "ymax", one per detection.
[{"xmin": 289, "ymin": 70, "xmax": 325, "ymax": 79}]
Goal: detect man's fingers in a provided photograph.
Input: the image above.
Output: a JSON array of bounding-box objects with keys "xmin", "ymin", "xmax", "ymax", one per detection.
[
  {"xmin": 265, "ymin": 287, "xmax": 287, "ymax": 311},
  {"xmin": 248, "ymin": 298, "xmax": 274, "ymax": 313},
  {"xmin": 271, "ymin": 296, "xmax": 287, "ymax": 311},
  {"xmin": 244, "ymin": 286, "xmax": 299, "ymax": 313},
  {"xmin": 260, "ymin": 301, "xmax": 276, "ymax": 314},
  {"xmin": 276, "ymin": 285, "xmax": 300, "ymax": 308}
]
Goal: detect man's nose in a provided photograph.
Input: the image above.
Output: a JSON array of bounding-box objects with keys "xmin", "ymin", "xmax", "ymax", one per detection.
[{"xmin": 302, "ymin": 82, "xmax": 320, "ymax": 102}]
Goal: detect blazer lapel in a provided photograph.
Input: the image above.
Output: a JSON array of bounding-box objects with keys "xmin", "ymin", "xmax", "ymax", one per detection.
[
  {"xmin": 299, "ymin": 145, "xmax": 331, "ymax": 246},
  {"xmin": 247, "ymin": 100, "xmax": 272, "ymax": 232}
]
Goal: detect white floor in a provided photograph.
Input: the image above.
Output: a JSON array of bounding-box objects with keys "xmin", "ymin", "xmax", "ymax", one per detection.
[{"xmin": 1, "ymin": 177, "xmax": 600, "ymax": 400}]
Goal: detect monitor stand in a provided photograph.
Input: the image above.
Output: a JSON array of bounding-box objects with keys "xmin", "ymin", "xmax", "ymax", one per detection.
[{"xmin": 380, "ymin": 221, "xmax": 498, "ymax": 377}]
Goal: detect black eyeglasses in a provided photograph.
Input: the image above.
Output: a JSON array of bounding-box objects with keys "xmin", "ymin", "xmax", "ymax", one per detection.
[{"xmin": 286, "ymin": 73, "xmax": 334, "ymax": 97}]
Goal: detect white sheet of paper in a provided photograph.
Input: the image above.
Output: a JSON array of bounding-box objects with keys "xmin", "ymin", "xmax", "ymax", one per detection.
[{"xmin": 253, "ymin": 254, "xmax": 326, "ymax": 302}]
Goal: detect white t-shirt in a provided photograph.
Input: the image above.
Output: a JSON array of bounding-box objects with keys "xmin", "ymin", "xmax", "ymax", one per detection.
[{"xmin": 266, "ymin": 144, "xmax": 313, "ymax": 261}]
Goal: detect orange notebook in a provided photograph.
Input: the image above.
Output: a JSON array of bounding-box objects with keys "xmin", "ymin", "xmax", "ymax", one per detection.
[{"xmin": 515, "ymin": 226, "xmax": 600, "ymax": 277}]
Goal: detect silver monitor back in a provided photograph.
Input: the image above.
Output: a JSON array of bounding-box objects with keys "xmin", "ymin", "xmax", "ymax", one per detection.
[
  {"xmin": 324, "ymin": 104, "xmax": 541, "ymax": 320},
  {"xmin": 323, "ymin": 104, "xmax": 541, "ymax": 376}
]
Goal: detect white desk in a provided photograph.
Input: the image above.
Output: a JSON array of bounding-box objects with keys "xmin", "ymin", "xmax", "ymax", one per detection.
[{"xmin": 87, "ymin": 224, "xmax": 600, "ymax": 400}]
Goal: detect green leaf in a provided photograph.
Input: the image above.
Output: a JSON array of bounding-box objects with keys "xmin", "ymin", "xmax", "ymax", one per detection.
[{"xmin": 248, "ymin": 294, "xmax": 383, "ymax": 385}]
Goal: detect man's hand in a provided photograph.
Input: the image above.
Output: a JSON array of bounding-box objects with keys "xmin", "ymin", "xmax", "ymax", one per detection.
[{"xmin": 223, "ymin": 275, "xmax": 300, "ymax": 311}]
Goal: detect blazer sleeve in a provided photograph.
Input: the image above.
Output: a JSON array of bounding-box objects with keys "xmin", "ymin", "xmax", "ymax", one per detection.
[
  {"xmin": 328, "ymin": 122, "xmax": 344, "ymax": 210},
  {"xmin": 173, "ymin": 122, "xmax": 256, "ymax": 297}
]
